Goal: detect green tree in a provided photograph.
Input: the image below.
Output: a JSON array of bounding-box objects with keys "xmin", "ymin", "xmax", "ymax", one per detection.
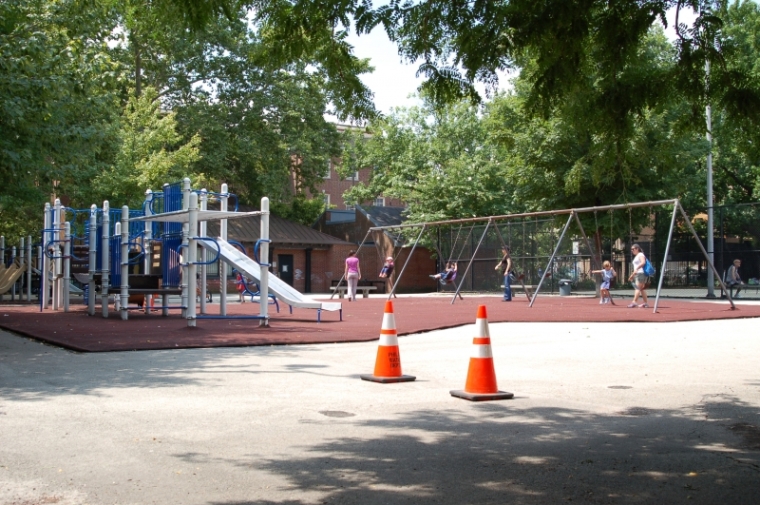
[
  {"xmin": 709, "ymin": 0, "xmax": 760, "ymax": 204},
  {"xmin": 0, "ymin": 0, "xmax": 121, "ymax": 243},
  {"xmin": 105, "ymin": 1, "xmax": 346, "ymax": 211},
  {"xmin": 341, "ymin": 97, "xmax": 507, "ymax": 222},
  {"xmin": 89, "ymin": 87, "xmax": 202, "ymax": 207}
]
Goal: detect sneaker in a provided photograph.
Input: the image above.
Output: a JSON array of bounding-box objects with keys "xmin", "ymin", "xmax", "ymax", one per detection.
[
  {"xmin": 627, "ymin": 303, "xmax": 637, "ymax": 308},
  {"xmin": 734, "ymin": 293, "xmax": 741, "ymax": 299},
  {"xmin": 639, "ymin": 303, "xmax": 649, "ymax": 308},
  {"xmin": 599, "ymin": 299, "xmax": 604, "ymax": 304},
  {"xmin": 429, "ymin": 274, "xmax": 436, "ymax": 278}
]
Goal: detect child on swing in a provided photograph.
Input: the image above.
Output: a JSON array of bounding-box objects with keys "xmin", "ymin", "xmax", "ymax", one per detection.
[
  {"xmin": 379, "ymin": 256, "xmax": 394, "ymax": 278},
  {"xmin": 590, "ymin": 261, "xmax": 616, "ymax": 305},
  {"xmin": 430, "ymin": 262, "xmax": 457, "ymax": 282}
]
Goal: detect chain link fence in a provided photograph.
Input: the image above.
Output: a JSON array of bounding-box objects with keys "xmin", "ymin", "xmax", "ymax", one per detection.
[{"xmin": 430, "ymin": 202, "xmax": 760, "ymax": 299}]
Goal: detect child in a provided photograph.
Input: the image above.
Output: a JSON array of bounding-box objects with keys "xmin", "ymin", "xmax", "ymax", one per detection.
[
  {"xmin": 591, "ymin": 261, "xmax": 616, "ymax": 305},
  {"xmin": 379, "ymin": 256, "xmax": 394, "ymax": 278},
  {"xmin": 430, "ymin": 262, "xmax": 457, "ymax": 283},
  {"xmin": 235, "ymin": 272, "xmax": 246, "ymax": 303}
]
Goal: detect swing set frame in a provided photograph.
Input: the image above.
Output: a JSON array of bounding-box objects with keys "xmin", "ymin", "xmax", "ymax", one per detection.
[{"xmin": 347, "ymin": 199, "xmax": 735, "ymax": 312}]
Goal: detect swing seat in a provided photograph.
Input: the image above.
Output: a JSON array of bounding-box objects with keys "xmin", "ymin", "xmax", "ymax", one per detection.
[{"xmin": 440, "ymin": 271, "xmax": 457, "ymax": 285}]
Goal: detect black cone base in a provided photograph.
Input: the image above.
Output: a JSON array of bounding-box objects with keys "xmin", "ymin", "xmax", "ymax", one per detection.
[
  {"xmin": 360, "ymin": 374, "xmax": 416, "ymax": 384},
  {"xmin": 450, "ymin": 389, "xmax": 514, "ymax": 401}
]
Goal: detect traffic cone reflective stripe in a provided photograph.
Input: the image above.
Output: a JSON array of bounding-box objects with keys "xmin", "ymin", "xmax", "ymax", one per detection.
[
  {"xmin": 464, "ymin": 339, "xmax": 499, "ymax": 393},
  {"xmin": 451, "ymin": 305, "xmax": 513, "ymax": 401},
  {"xmin": 361, "ymin": 301, "xmax": 415, "ymax": 384}
]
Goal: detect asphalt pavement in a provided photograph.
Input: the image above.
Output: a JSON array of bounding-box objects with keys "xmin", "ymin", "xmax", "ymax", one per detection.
[{"xmin": 1, "ymin": 313, "xmax": 759, "ymax": 505}]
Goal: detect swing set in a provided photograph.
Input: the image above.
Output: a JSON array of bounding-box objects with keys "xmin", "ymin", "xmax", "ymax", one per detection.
[{"xmin": 348, "ymin": 199, "xmax": 736, "ymax": 312}]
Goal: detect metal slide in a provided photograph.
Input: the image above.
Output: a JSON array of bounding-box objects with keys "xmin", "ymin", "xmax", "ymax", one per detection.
[{"xmin": 200, "ymin": 238, "xmax": 342, "ymax": 313}]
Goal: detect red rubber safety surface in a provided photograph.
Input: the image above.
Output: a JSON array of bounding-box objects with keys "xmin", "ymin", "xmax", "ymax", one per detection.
[{"xmin": 0, "ymin": 295, "xmax": 756, "ymax": 353}]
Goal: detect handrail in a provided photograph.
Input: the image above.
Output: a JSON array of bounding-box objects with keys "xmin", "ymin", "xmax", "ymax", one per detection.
[
  {"xmin": 192, "ymin": 237, "xmax": 221, "ymax": 265},
  {"xmin": 254, "ymin": 239, "xmax": 271, "ymax": 266}
]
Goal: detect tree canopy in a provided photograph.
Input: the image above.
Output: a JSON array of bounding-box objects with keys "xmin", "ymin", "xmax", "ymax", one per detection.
[{"xmin": 2, "ymin": 0, "xmax": 760, "ymax": 246}]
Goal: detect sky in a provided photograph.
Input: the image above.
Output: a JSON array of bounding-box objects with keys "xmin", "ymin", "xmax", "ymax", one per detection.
[
  {"xmin": 343, "ymin": 28, "xmax": 424, "ymax": 117},
  {"xmin": 343, "ymin": 6, "xmax": 699, "ymax": 117}
]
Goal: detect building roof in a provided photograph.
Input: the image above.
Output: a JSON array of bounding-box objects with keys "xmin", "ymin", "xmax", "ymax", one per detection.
[
  {"xmin": 207, "ymin": 212, "xmax": 351, "ymax": 247},
  {"xmin": 357, "ymin": 206, "xmax": 407, "ymax": 228}
]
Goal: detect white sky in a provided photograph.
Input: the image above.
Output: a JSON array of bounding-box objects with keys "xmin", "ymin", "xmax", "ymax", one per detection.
[{"xmin": 342, "ymin": 6, "xmax": 699, "ymax": 118}]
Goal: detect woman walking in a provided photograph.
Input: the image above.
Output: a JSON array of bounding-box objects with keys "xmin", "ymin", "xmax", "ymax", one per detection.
[
  {"xmin": 344, "ymin": 250, "xmax": 361, "ymax": 302},
  {"xmin": 495, "ymin": 246, "xmax": 513, "ymax": 301},
  {"xmin": 627, "ymin": 244, "xmax": 649, "ymax": 308}
]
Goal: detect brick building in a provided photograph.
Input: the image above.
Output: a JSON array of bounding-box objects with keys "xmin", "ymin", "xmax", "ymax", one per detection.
[
  {"xmin": 206, "ymin": 213, "xmax": 352, "ymax": 294},
  {"xmin": 300, "ymin": 124, "xmax": 403, "ymax": 211},
  {"xmin": 314, "ymin": 206, "xmax": 438, "ymax": 293}
]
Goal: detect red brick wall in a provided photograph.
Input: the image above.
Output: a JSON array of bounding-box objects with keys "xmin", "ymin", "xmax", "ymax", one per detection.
[
  {"xmin": 203, "ymin": 241, "xmax": 436, "ymax": 295},
  {"xmin": 307, "ymin": 163, "xmax": 404, "ymax": 210}
]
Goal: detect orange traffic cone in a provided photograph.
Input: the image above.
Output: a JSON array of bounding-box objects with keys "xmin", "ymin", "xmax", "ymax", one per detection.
[
  {"xmin": 450, "ymin": 305, "xmax": 513, "ymax": 401},
  {"xmin": 360, "ymin": 301, "xmax": 416, "ymax": 383}
]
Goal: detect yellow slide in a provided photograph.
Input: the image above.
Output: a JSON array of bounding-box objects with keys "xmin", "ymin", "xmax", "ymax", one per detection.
[{"xmin": 0, "ymin": 258, "xmax": 27, "ymax": 295}]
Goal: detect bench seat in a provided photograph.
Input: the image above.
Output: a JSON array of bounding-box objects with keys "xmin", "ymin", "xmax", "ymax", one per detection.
[{"xmin": 330, "ymin": 286, "xmax": 377, "ymax": 298}]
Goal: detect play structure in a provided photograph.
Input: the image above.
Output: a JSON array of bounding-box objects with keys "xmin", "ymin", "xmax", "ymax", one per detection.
[
  {"xmin": 345, "ymin": 199, "xmax": 736, "ymax": 312},
  {"xmin": 38, "ymin": 179, "xmax": 341, "ymax": 325}
]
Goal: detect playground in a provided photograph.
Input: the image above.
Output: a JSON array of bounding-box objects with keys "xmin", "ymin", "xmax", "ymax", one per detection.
[
  {"xmin": 0, "ymin": 185, "xmax": 755, "ymax": 353},
  {"xmin": 1, "ymin": 294, "xmax": 758, "ymax": 352}
]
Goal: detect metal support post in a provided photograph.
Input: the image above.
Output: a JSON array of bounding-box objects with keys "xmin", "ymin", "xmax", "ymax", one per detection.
[
  {"xmin": 41, "ymin": 203, "xmax": 51, "ymax": 310},
  {"xmin": 143, "ymin": 190, "xmax": 153, "ymax": 315},
  {"xmin": 180, "ymin": 178, "xmax": 191, "ymax": 318},
  {"xmin": 10, "ymin": 246, "xmax": 16, "ymax": 301},
  {"xmin": 220, "ymin": 183, "xmax": 228, "ymax": 316},
  {"xmin": 677, "ymin": 203, "xmax": 734, "ymax": 309},
  {"xmin": 101, "ymin": 201, "xmax": 110, "ymax": 318},
  {"xmin": 452, "ymin": 220, "xmax": 492, "ymax": 304},
  {"xmin": 53, "ymin": 199, "xmax": 62, "ymax": 311},
  {"xmin": 63, "ymin": 222, "xmax": 71, "ymax": 312},
  {"xmin": 653, "ymin": 201, "xmax": 679, "ymax": 313},
  {"xmin": 259, "ymin": 197, "xmax": 270, "ymax": 326},
  {"xmin": 389, "ymin": 226, "xmax": 426, "ymax": 299},
  {"xmin": 88, "ymin": 205, "xmax": 97, "ymax": 315},
  {"xmin": 120, "ymin": 206, "xmax": 130, "ymax": 320},
  {"xmin": 199, "ymin": 188, "xmax": 208, "ymax": 314},
  {"xmin": 530, "ymin": 213, "xmax": 574, "ymax": 307},
  {"xmin": 26, "ymin": 236, "xmax": 32, "ymax": 302},
  {"xmin": 187, "ymin": 193, "xmax": 198, "ymax": 327}
]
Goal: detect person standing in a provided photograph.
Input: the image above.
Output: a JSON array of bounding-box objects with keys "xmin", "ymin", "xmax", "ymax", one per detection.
[
  {"xmin": 235, "ymin": 272, "xmax": 246, "ymax": 303},
  {"xmin": 627, "ymin": 244, "xmax": 649, "ymax": 308},
  {"xmin": 344, "ymin": 250, "xmax": 361, "ymax": 302},
  {"xmin": 590, "ymin": 260, "xmax": 616, "ymax": 305},
  {"xmin": 495, "ymin": 246, "xmax": 513, "ymax": 301}
]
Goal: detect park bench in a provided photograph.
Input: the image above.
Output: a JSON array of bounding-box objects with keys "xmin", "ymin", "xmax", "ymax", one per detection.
[{"xmin": 330, "ymin": 285, "xmax": 377, "ymax": 298}]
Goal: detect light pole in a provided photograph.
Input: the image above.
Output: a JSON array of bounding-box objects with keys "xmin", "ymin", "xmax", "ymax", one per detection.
[{"xmin": 705, "ymin": 57, "xmax": 715, "ymax": 298}]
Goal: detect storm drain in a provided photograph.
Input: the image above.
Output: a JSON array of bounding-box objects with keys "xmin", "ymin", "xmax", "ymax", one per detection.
[{"xmin": 319, "ymin": 410, "xmax": 356, "ymax": 418}]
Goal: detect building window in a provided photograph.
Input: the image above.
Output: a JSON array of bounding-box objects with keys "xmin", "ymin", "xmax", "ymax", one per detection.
[
  {"xmin": 344, "ymin": 169, "xmax": 359, "ymax": 181},
  {"xmin": 345, "ymin": 203, "xmax": 355, "ymax": 211},
  {"xmin": 374, "ymin": 197, "xmax": 385, "ymax": 207},
  {"xmin": 323, "ymin": 193, "xmax": 330, "ymax": 207},
  {"xmin": 323, "ymin": 160, "xmax": 331, "ymax": 179}
]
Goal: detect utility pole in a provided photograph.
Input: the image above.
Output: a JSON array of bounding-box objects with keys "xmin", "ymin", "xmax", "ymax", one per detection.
[{"xmin": 705, "ymin": 57, "xmax": 715, "ymax": 298}]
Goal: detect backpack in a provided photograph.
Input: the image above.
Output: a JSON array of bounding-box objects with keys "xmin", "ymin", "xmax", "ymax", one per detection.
[{"xmin": 644, "ymin": 259, "xmax": 655, "ymax": 277}]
